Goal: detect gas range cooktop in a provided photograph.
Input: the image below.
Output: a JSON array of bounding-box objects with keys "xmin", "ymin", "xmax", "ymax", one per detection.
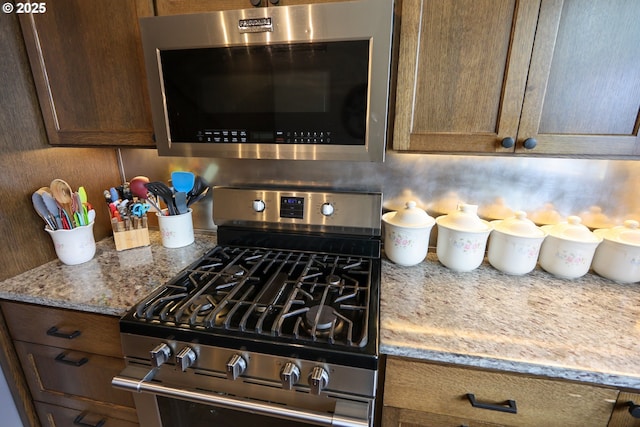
[{"xmin": 120, "ymin": 187, "xmax": 382, "ymax": 369}]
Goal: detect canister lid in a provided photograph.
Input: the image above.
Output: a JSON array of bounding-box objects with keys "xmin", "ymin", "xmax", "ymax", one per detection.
[
  {"xmin": 382, "ymin": 201, "xmax": 435, "ymax": 228},
  {"xmin": 594, "ymin": 220, "xmax": 640, "ymax": 247},
  {"xmin": 492, "ymin": 211, "xmax": 546, "ymax": 238},
  {"xmin": 541, "ymin": 216, "xmax": 601, "ymax": 243},
  {"xmin": 435, "ymin": 203, "xmax": 492, "ymax": 233}
]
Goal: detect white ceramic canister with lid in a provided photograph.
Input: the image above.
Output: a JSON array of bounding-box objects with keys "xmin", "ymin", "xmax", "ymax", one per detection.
[
  {"xmin": 435, "ymin": 203, "xmax": 492, "ymax": 272},
  {"xmin": 591, "ymin": 220, "xmax": 640, "ymax": 283},
  {"xmin": 538, "ymin": 216, "xmax": 602, "ymax": 279},
  {"xmin": 488, "ymin": 211, "xmax": 547, "ymax": 275},
  {"xmin": 382, "ymin": 201, "xmax": 435, "ymax": 266}
]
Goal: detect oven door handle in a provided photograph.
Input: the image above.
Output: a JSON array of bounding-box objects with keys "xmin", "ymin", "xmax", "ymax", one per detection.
[{"xmin": 112, "ymin": 369, "xmax": 370, "ymax": 427}]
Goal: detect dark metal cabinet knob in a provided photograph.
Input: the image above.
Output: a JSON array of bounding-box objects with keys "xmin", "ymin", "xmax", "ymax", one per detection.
[
  {"xmin": 501, "ymin": 137, "xmax": 515, "ymax": 148},
  {"xmin": 269, "ymin": 0, "xmax": 280, "ymax": 4},
  {"xmin": 523, "ymin": 137, "xmax": 537, "ymax": 150},
  {"xmin": 627, "ymin": 401, "xmax": 640, "ymax": 418},
  {"xmin": 250, "ymin": 0, "xmax": 262, "ymax": 6}
]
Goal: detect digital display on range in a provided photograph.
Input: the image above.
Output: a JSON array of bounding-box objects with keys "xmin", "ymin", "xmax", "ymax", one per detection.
[{"xmin": 280, "ymin": 197, "xmax": 304, "ymax": 219}]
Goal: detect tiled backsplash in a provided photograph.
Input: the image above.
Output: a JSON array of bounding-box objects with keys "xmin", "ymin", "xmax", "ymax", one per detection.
[{"xmin": 121, "ymin": 148, "xmax": 640, "ymax": 230}]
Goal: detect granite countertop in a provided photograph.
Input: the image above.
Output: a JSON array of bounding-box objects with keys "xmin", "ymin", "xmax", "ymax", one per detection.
[
  {"xmin": 0, "ymin": 230, "xmax": 217, "ymax": 316},
  {"xmin": 381, "ymin": 252, "xmax": 640, "ymax": 390},
  {"xmin": 1, "ymin": 232, "xmax": 638, "ymax": 390}
]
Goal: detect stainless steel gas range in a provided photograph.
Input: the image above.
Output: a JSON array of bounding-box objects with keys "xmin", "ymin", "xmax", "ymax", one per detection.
[{"xmin": 112, "ymin": 187, "xmax": 382, "ymax": 427}]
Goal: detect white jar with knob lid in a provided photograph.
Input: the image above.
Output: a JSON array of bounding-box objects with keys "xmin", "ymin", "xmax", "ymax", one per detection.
[
  {"xmin": 382, "ymin": 201, "xmax": 435, "ymax": 266},
  {"xmin": 538, "ymin": 216, "xmax": 602, "ymax": 279},
  {"xmin": 435, "ymin": 203, "xmax": 492, "ymax": 272},
  {"xmin": 591, "ymin": 220, "xmax": 640, "ymax": 283},
  {"xmin": 488, "ymin": 211, "xmax": 547, "ymax": 275}
]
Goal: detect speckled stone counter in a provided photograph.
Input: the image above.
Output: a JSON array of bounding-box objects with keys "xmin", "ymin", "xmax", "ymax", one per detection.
[
  {"xmin": 1, "ymin": 234, "xmax": 639, "ymax": 391},
  {"xmin": 381, "ymin": 252, "xmax": 640, "ymax": 390},
  {"xmin": 0, "ymin": 230, "xmax": 217, "ymax": 316}
]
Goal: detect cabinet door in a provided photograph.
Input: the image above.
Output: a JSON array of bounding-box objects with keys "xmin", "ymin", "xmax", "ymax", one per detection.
[
  {"xmin": 384, "ymin": 357, "xmax": 618, "ymax": 427},
  {"xmin": 14, "ymin": 341, "xmax": 134, "ymax": 409},
  {"xmin": 35, "ymin": 401, "xmax": 138, "ymax": 427},
  {"xmin": 608, "ymin": 392, "xmax": 640, "ymax": 427},
  {"xmin": 19, "ymin": 0, "xmax": 155, "ymax": 147},
  {"xmin": 383, "ymin": 406, "xmax": 504, "ymax": 427},
  {"xmin": 156, "ymin": 0, "xmax": 249, "ymax": 14},
  {"xmin": 392, "ymin": 0, "xmax": 540, "ymax": 153},
  {"xmin": 518, "ymin": 0, "xmax": 640, "ymax": 155},
  {"xmin": 155, "ymin": 0, "xmax": 344, "ymax": 15}
]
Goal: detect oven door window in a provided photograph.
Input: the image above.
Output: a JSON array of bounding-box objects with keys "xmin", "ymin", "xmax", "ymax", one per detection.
[
  {"xmin": 159, "ymin": 41, "xmax": 370, "ymax": 146},
  {"xmin": 157, "ymin": 396, "xmax": 315, "ymax": 427}
]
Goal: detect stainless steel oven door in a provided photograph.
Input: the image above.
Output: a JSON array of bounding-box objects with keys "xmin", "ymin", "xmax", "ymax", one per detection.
[{"xmin": 113, "ymin": 366, "xmax": 372, "ymax": 427}]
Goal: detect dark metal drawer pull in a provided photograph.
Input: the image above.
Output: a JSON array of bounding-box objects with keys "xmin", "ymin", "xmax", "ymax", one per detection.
[
  {"xmin": 73, "ymin": 412, "xmax": 106, "ymax": 427},
  {"xmin": 466, "ymin": 393, "xmax": 517, "ymax": 414},
  {"xmin": 55, "ymin": 352, "xmax": 89, "ymax": 367},
  {"xmin": 47, "ymin": 326, "xmax": 81, "ymax": 339}
]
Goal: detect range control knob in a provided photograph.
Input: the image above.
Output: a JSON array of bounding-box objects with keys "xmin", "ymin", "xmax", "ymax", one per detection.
[
  {"xmin": 226, "ymin": 354, "xmax": 247, "ymax": 380},
  {"xmin": 252, "ymin": 199, "xmax": 266, "ymax": 212},
  {"xmin": 280, "ymin": 362, "xmax": 300, "ymax": 390},
  {"xmin": 176, "ymin": 347, "xmax": 197, "ymax": 372},
  {"xmin": 308, "ymin": 366, "xmax": 329, "ymax": 395},
  {"xmin": 321, "ymin": 202, "xmax": 334, "ymax": 216},
  {"xmin": 150, "ymin": 343, "xmax": 172, "ymax": 368}
]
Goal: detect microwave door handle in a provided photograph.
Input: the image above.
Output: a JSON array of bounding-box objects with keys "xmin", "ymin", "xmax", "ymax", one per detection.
[{"xmin": 112, "ymin": 373, "xmax": 369, "ymax": 427}]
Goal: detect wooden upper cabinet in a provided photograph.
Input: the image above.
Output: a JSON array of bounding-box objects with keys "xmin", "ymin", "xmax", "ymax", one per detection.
[
  {"xmin": 393, "ymin": 0, "xmax": 640, "ymax": 157},
  {"xmin": 156, "ymin": 0, "xmax": 341, "ymax": 15},
  {"xmin": 518, "ymin": 0, "xmax": 640, "ymax": 155},
  {"xmin": 20, "ymin": 0, "xmax": 155, "ymax": 147},
  {"xmin": 156, "ymin": 0, "xmax": 249, "ymax": 14},
  {"xmin": 393, "ymin": 0, "xmax": 539, "ymax": 153}
]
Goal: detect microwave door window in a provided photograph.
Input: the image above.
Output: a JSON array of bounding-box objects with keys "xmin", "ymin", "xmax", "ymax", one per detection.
[{"xmin": 159, "ymin": 40, "xmax": 369, "ymax": 146}]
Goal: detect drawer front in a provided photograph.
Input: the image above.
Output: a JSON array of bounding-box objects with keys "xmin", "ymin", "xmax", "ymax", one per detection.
[
  {"xmin": 1, "ymin": 301, "xmax": 123, "ymax": 357},
  {"xmin": 383, "ymin": 406, "xmax": 504, "ymax": 427},
  {"xmin": 15, "ymin": 341, "xmax": 135, "ymax": 408},
  {"xmin": 384, "ymin": 357, "xmax": 618, "ymax": 427},
  {"xmin": 35, "ymin": 401, "xmax": 139, "ymax": 427}
]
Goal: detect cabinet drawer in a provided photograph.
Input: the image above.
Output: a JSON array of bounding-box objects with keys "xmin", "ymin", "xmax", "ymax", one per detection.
[
  {"xmin": 15, "ymin": 341, "xmax": 134, "ymax": 409},
  {"xmin": 384, "ymin": 357, "xmax": 617, "ymax": 427},
  {"xmin": 1, "ymin": 301, "xmax": 122, "ymax": 357},
  {"xmin": 35, "ymin": 401, "xmax": 139, "ymax": 427}
]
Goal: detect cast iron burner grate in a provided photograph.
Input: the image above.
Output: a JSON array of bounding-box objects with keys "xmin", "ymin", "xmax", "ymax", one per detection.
[{"xmin": 134, "ymin": 246, "xmax": 372, "ymax": 348}]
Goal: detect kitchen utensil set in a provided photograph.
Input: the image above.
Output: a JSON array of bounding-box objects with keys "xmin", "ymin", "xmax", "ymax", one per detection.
[
  {"xmin": 31, "ymin": 181, "xmax": 95, "ymax": 230},
  {"xmin": 144, "ymin": 171, "xmax": 209, "ymax": 216},
  {"xmin": 104, "ymin": 184, "xmax": 151, "ymax": 233}
]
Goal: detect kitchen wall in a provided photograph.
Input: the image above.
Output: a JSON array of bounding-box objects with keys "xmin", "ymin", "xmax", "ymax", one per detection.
[
  {"xmin": 120, "ymin": 148, "xmax": 640, "ymax": 232},
  {"xmin": 0, "ymin": 13, "xmax": 122, "ymax": 281}
]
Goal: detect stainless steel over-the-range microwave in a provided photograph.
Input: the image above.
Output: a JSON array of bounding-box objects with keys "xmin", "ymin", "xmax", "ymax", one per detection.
[{"xmin": 138, "ymin": 0, "xmax": 395, "ymax": 162}]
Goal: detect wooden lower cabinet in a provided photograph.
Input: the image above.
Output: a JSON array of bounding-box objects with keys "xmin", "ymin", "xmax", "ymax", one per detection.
[
  {"xmin": 35, "ymin": 401, "xmax": 138, "ymax": 427},
  {"xmin": 382, "ymin": 357, "xmax": 619, "ymax": 427},
  {"xmin": 0, "ymin": 301, "xmax": 138, "ymax": 426},
  {"xmin": 608, "ymin": 392, "xmax": 640, "ymax": 427}
]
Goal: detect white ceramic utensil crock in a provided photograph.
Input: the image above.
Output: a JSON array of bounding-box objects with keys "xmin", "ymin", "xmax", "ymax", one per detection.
[
  {"xmin": 435, "ymin": 203, "xmax": 492, "ymax": 272},
  {"xmin": 382, "ymin": 201, "xmax": 435, "ymax": 266},
  {"xmin": 488, "ymin": 211, "xmax": 547, "ymax": 275},
  {"xmin": 538, "ymin": 216, "xmax": 602, "ymax": 279},
  {"xmin": 591, "ymin": 220, "xmax": 640, "ymax": 283}
]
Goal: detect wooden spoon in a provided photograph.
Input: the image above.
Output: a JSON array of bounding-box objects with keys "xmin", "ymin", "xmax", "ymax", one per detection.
[{"xmin": 50, "ymin": 179, "xmax": 74, "ymax": 228}]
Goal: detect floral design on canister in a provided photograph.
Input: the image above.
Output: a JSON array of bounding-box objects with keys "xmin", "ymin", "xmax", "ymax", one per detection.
[
  {"xmin": 555, "ymin": 249, "xmax": 588, "ymax": 266},
  {"xmin": 451, "ymin": 237, "xmax": 482, "ymax": 253},
  {"xmin": 516, "ymin": 243, "xmax": 540, "ymax": 260},
  {"xmin": 390, "ymin": 230, "xmax": 413, "ymax": 248}
]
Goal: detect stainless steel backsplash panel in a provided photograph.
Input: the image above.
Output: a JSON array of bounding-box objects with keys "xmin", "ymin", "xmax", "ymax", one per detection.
[{"xmin": 120, "ymin": 148, "xmax": 640, "ymax": 231}]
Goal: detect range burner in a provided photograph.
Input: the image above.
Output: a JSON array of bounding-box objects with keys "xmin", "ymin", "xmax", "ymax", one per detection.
[{"xmin": 133, "ymin": 246, "xmax": 373, "ymax": 348}]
